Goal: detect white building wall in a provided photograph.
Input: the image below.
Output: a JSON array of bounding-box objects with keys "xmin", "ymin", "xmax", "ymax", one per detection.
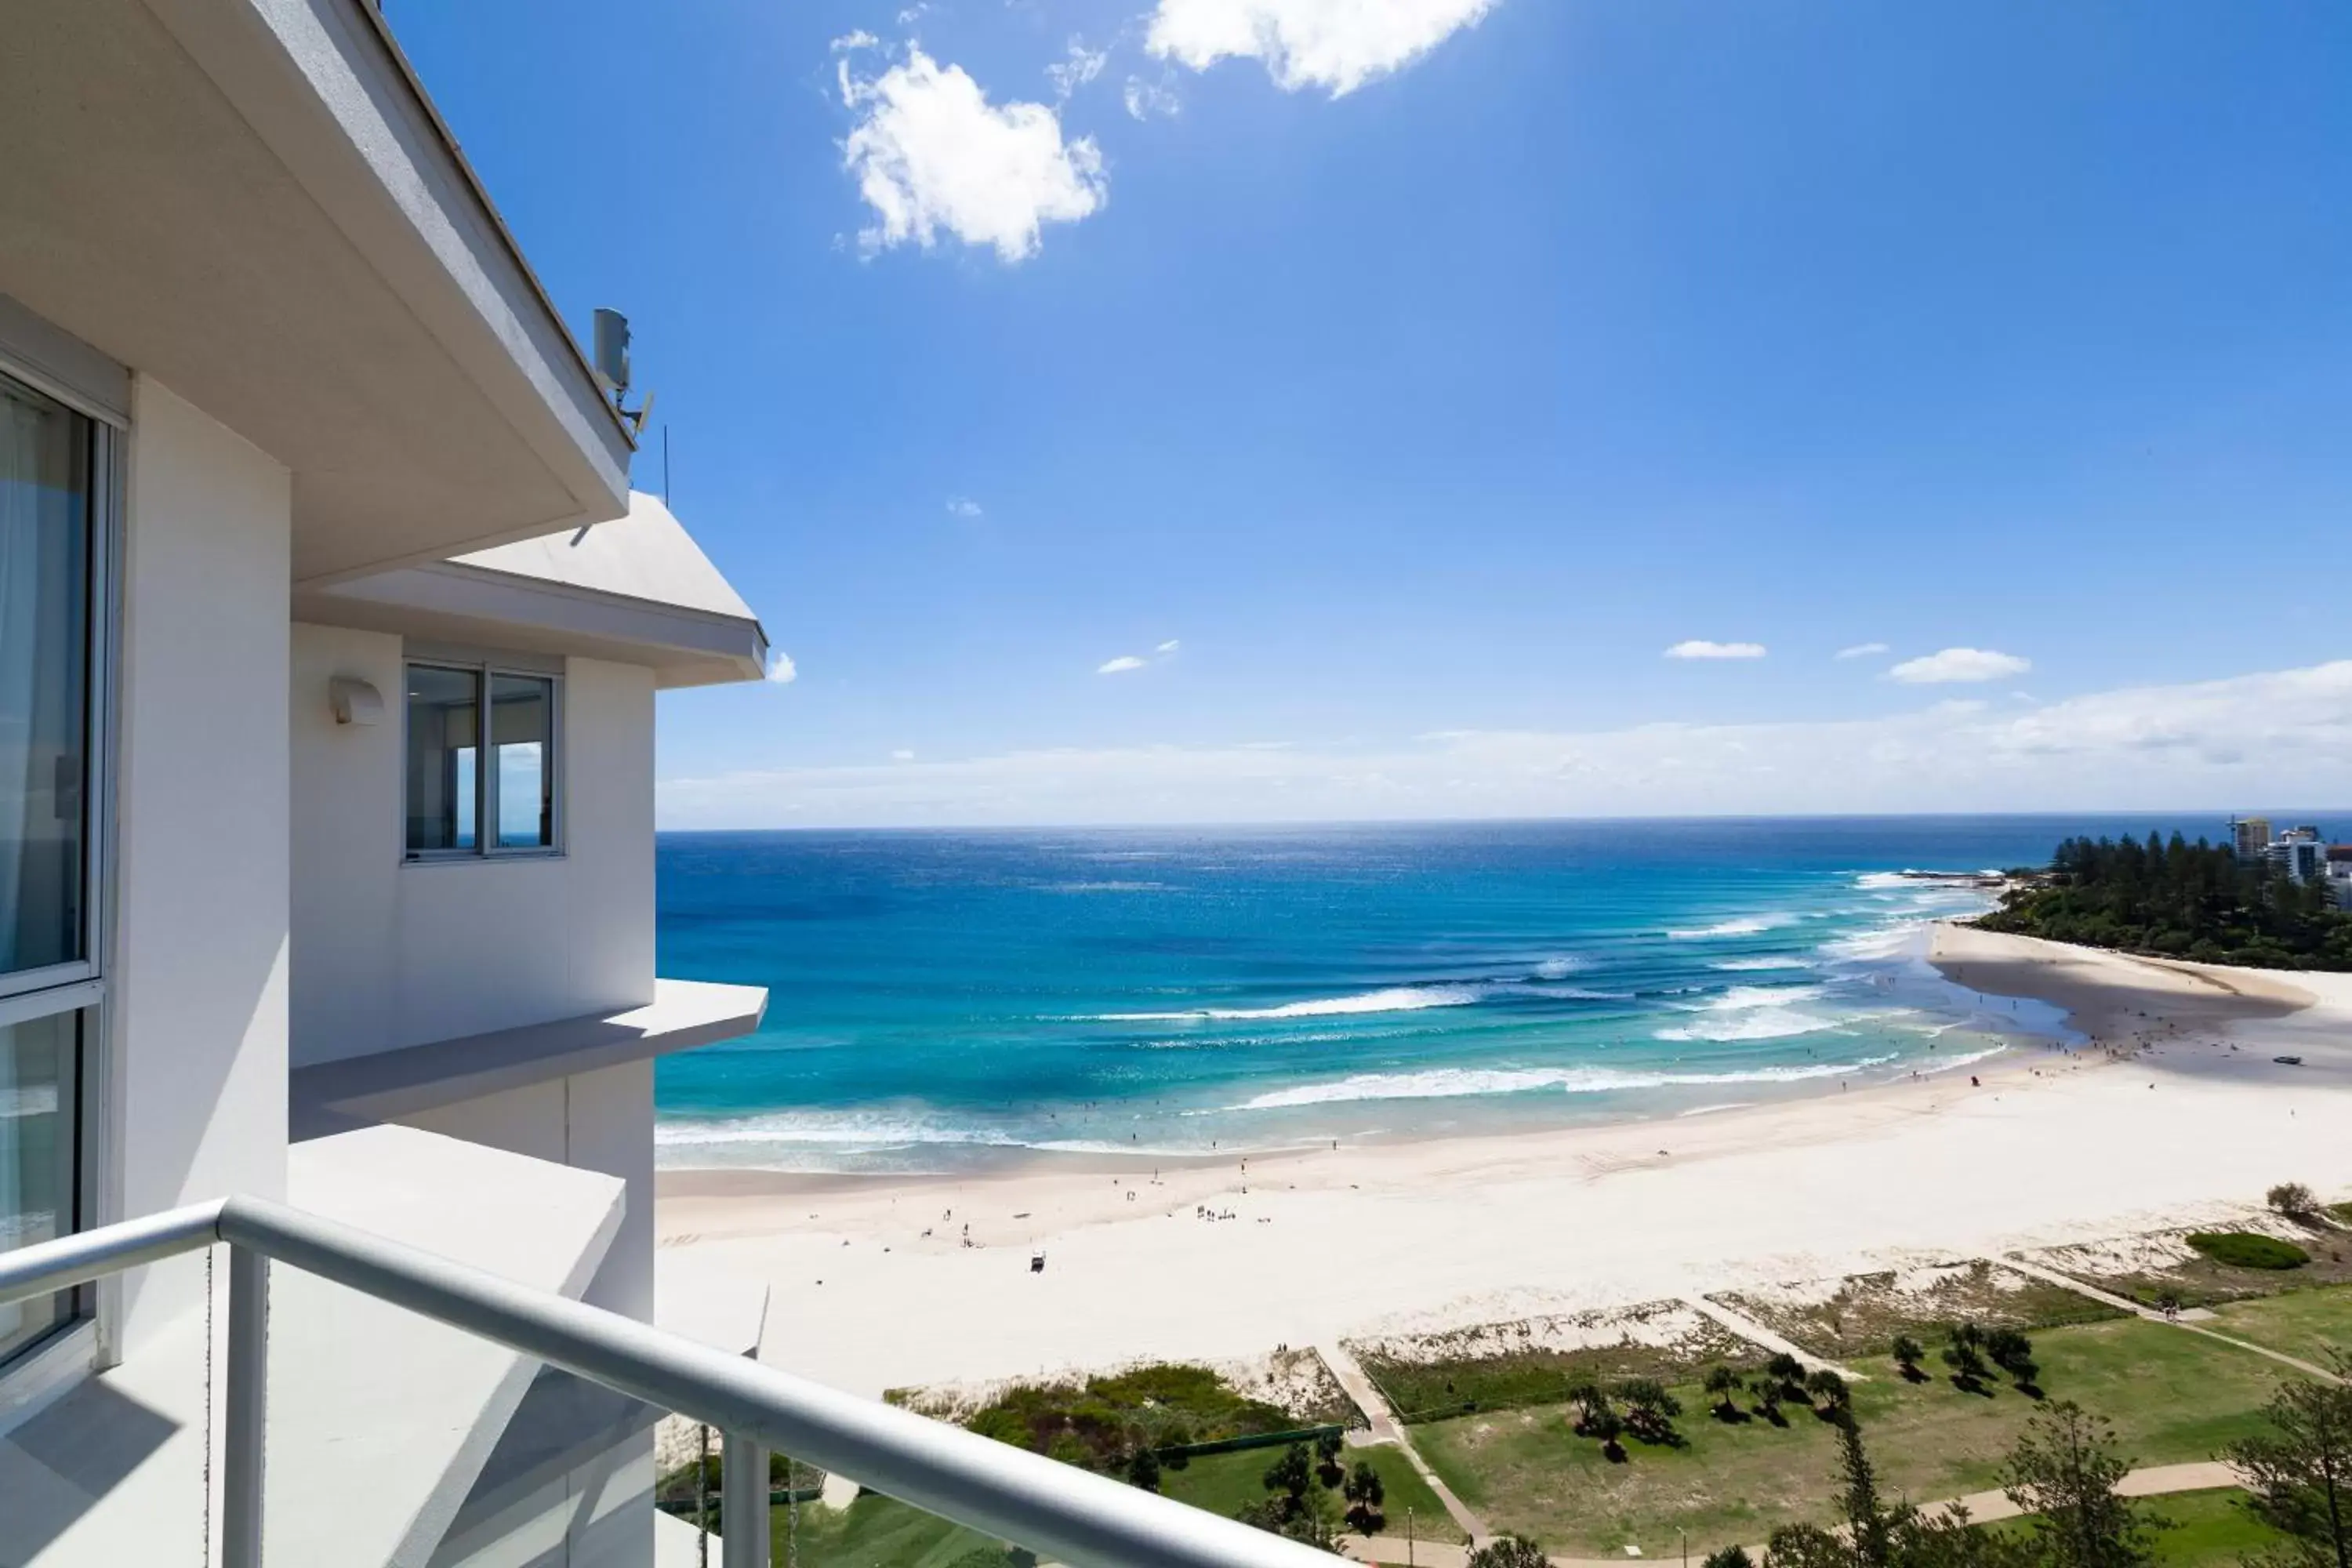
[
  {"xmin": 288, "ymin": 641, "xmax": 655, "ymax": 1067},
  {"xmin": 112, "ymin": 376, "xmax": 292, "ymax": 1352}
]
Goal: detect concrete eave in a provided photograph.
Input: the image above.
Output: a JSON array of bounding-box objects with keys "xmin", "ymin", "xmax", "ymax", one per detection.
[
  {"xmin": 0, "ymin": 0, "xmax": 633, "ymax": 581},
  {"xmin": 292, "ymin": 978, "xmax": 769, "ymax": 1141},
  {"xmin": 296, "ymin": 490, "xmax": 774, "ymax": 688}
]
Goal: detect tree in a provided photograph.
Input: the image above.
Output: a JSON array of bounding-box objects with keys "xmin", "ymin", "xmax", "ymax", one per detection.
[
  {"xmin": 1944, "ymin": 1323, "xmax": 1993, "ymax": 1391},
  {"xmin": 1342, "ymin": 1460, "xmax": 1387, "ymax": 1534},
  {"xmin": 1838, "ymin": 1411, "xmax": 1896, "ymax": 1568},
  {"xmin": 1569, "ymin": 1381, "xmax": 1613, "ymax": 1436},
  {"xmin": 1806, "ymin": 1368, "xmax": 1852, "ymax": 1417},
  {"xmin": 2223, "ymin": 1348, "xmax": 2352, "ymax": 1568},
  {"xmin": 1751, "ymin": 1370, "xmax": 1788, "ymax": 1424},
  {"xmin": 2002, "ymin": 1400, "xmax": 2165, "ymax": 1568},
  {"xmin": 1123, "ymin": 1444, "xmax": 1161, "ymax": 1491},
  {"xmin": 1763, "ymin": 1422, "xmax": 2033, "ymax": 1568},
  {"xmin": 1589, "ymin": 1404, "xmax": 1628, "ymax": 1462},
  {"xmin": 1467, "ymin": 1534, "xmax": 1551, "ymax": 1568},
  {"xmin": 1705, "ymin": 1548, "xmax": 1757, "ymax": 1568},
  {"xmin": 1767, "ymin": 1352, "xmax": 1808, "ymax": 1395},
  {"xmin": 1619, "ymin": 1377, "xmax": 1684, "ymax": 1444},
  {"xmin": 1893, "ymin": 1335, "xmax": 1927, "ymax": 1381},
  {"xmin": 1706, "ymin": 1364, "xmax": 1746, "ymax": 1420},
  {"xmin": 2270, "ymin": 1183, "xmax": 2321, "ymax": 1221},
  {"xmin": 1263, "ymin": 1443, "xmax": 1312, "ymax": 1508},
  {"xmin": 1314, "ymin": 1428, "xmax": 1345, "ymax": 1488},
  {"xmin": 1985, "ymin": 1328, "xmax": 2041, "ymax": 1392}
]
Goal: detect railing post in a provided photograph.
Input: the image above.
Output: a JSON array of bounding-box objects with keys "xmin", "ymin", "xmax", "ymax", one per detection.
[
  {"xmin": 721, "ymin": 1432, "xmax": 769, "ymax": 1568},
  {"xmin": 221, "ymin": 1244, "xmax": 269, "ymax": 1567}
]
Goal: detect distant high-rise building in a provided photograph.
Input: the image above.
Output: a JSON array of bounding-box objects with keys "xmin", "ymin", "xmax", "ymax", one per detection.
[{"xmin": 2231, "ymin": 816, "xmax": 2273, "ymax": 858}]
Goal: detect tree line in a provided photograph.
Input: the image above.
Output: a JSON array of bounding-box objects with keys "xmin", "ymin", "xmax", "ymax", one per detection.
[{"xmin": 1977, "ymin": 833, "xmax": 2352, "ymax": 970}]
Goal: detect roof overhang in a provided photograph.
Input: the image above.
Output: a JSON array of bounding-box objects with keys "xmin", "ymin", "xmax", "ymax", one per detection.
[
  {"xmin": 295, "ymin": 492, "xmax": 773, "ymax": 688},
  {"xmin": 0, "ymin": 0, "xmax": 634, "ymax": 582}
]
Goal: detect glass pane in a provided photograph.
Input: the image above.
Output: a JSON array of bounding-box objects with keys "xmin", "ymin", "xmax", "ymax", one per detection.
[
  {"xmin": 405, "ymin": 666, "xmax": 481, "ymax": 854},
  {"xmin": 0, "ymin": 373, "xmax": 93, "ymax": 976},
  {"xmin": 0, "ymin": 1010, "xmax": 77, "ymax": 1363},
  {"xmin": 491, "ymin": 674, "xmax": 554, "ymax": 849}
]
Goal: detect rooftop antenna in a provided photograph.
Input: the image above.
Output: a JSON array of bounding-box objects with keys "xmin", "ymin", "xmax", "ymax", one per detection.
[{"xmin": 590, "ymin": 307, "xmax": 656, "ymax": 439}]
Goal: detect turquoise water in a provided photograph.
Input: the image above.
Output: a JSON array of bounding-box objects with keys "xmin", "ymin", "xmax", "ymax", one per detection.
[{"xmin": 651, "ymin": 815, "xmax": 2205, "ymax": 1171}]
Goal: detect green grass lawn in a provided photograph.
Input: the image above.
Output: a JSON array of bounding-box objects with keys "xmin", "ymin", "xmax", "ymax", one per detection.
[
  {"xmin": 1414, "ymin": 1316, "xmax": 2300, "ymax": 1557},
  {"xmin": 2203, "ymin": 1281, "xmax": 2352, "ymax": 1369},
  {"xmin": 1159, "ymin": 1444, "xmax": 1468, "ymax": 1545},
  {"xmin": 754, "ymin": 1443, "xmax": 1466, "ymax": 1566},
  {"xmin": 1981, "ymin": 1488, "xmax": 2285, "ymax": 1568},
  {"xmin": 760, "ymin": 1490, "xmax": 1012, "ymax": 1568}
]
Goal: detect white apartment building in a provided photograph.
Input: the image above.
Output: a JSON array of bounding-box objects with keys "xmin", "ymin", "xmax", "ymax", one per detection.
[
  {"xmin": 0, "ymin": 1, "xmax": 774, "ymax": 1562},
  {"xmin": 0, "ymin": 5, "xmax": 1338, "ymax": 1568}
]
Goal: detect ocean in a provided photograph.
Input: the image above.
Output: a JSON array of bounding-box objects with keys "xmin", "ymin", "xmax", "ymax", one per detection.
[{"xmin": 650, "ymin": 815, "xmax": 2216, "ymax": 1173}]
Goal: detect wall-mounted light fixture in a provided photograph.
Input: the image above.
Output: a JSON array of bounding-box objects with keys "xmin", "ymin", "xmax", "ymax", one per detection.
[{"xmin": 330, "ymin": 677, "xmax": 384, "ymax": 727}]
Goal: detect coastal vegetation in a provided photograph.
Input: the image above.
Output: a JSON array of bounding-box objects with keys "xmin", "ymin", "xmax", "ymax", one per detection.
[
  {"xmin": 2187, "ymin": 1232, "xmax": 2311, "ymax": 1272},
  {"xmin": 1413, "ymin": 1313, "xmax": 2303, "ymax": 1555},
  {"xmin": 955, "ymin": 1362, "xmax": 1310, "ymax": 1472},
  {"xmin": 1976, "ymin": 834, "xmax": 2352, "ymax": 969}
]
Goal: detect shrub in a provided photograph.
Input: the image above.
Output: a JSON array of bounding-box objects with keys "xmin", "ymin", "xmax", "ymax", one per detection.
[
  {"xmin": 2267, "ymin": 1182, "xmax": 2319, "ymax": 1218},
  {"xmin": 1468, "ymin": 1533, "xmax": 1551, "ymax": 1568},
  {"xmin": 2188, "ymin": 1231, "xmax": 2310, "ymax": 1270},
  {"xmin": 1703, "ymin": 1548, "xmax": 1755, "ymax": 1568}
]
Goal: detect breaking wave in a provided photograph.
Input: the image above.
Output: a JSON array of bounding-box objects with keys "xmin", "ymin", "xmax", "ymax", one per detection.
[{"xmin": 1229, "ymin": 1054, "xmax": 1899, "ymax": 1111}]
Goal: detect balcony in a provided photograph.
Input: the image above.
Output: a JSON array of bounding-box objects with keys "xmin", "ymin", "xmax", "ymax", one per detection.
[{"xmin": 0, "ymin": 1192, "xmax": 1338, "ymax": 1568}]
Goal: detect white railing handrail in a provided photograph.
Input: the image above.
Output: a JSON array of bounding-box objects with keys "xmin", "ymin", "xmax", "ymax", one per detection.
[{"xmin": 0, "ymin": 1196, "xmax": 1339, "ymax": 1568}]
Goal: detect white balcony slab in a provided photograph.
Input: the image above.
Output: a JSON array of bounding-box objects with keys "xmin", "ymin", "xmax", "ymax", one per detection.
[{"xmin": 292, "ymin": 978, "xmax": 768, "ymax": 1142}]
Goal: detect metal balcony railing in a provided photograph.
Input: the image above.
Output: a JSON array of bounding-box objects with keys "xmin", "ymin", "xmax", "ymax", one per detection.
[{"xmin": 0, "ymin": 1196, "xmax": 1338, "ymax": 1568}]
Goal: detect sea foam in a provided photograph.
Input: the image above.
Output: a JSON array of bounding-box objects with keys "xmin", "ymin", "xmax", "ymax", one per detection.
[
  {"xmin": 1229, "ymin": 1054, "xmax": 1899, "ymax": 1111},
  {"xmin": 1666, "ymin": 914, "xmax": 1796, "ymax": 940},
  {"xmin": 1092, "ymin": 985, "xmax": 1486, "ymax": 1022}
]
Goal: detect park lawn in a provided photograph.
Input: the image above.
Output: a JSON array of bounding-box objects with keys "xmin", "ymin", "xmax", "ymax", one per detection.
[
  {"xmin": 763, "ymin": 1490, "xmax": 1012, "ymax": 1568},
  {"xmin": 1413, "ymin": 1317, "xmax": 2299, "ymax": 1558},
  {"xmin": 2203, "ymin": 1282, "xmax": 2352, "ymax": 1369},
  {"xmin": 1981, "ymin": 1488, "xmax": 2285, "ymax": 1568},
  {"xmin": 1159, "ymin": 1444, "xmax": 1469, "ymax": 1545}
]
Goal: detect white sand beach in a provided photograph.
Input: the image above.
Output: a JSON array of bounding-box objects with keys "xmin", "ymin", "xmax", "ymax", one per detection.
[{"xmin": 656, "ymin": 925, "xmax": 2352, "ymax": 1399}]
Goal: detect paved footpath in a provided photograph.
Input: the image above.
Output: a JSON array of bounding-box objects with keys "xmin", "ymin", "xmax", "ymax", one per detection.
[
  {"xmin": 2002, "ymin": 1257, "xmax": 2344, "ymax": 1384},
  {"xmin": 1319, "ymin": 1341, "xmax": 1495, "ymax": 1544},
  {"xmin": 1338, "ymin": 1461, "xmax": 2251, "ymax": 1568}
]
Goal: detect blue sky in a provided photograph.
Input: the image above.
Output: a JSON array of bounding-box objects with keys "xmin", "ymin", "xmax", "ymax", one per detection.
[{"xmin": 392, "ymin": 1, "xmax": 2352, "ymax": 825}]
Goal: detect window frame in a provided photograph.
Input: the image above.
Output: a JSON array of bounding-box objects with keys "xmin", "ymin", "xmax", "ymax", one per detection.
[
  {"xmin": 401, "ymin": 654, "xmax": 564, "ymax": 865},
  {"xmin": 0, "ymin": 351, "xmax": 121, "ymax": 1386}
]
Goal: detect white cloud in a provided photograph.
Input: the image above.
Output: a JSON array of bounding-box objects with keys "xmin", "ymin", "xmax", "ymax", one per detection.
[
  {"xmin": 1156, "ymin": 639, "xmax": 1181, "ymax": 654},
  {"xmin": 1047, "ymin": 37, "xmax": 1111, "ymax": 100},
  {"xmin": 1145, "ymin": 0, "xmax": 1499, "ymax": 96},
  {"xmin": 1836, "ymin": 642, "xmax": 1889, "ymax": 659},
  {"xmin": 660, "ymin": 659, "xmax": 2352, "ymax": 828},
  {"xmin": 1664, "ymin": 640, "xmax": 1767, "ymax": 660},
  {"xmin": 840, "ymin": 47, "xmax": 1108, "ymax": 263},
  {"xmin": 1098, "ymin": 655, "xmax": 1149, "ymax": 674},
  {"xmin": 1123, "ymin": 74, "xmax": 1182, "ymax": 118},
  {"xmin": 891, "ymin": 749, "xmax": 916, "ymax": 761},
  {"xmin": 765, "ymin": 652, "xmax": 798, "ymax": 684},
  {"xmin": 946, "ymin": 496, "xmax": 984, "ymax": 518},
  {"xmin": 831, "ymin": 29, "xmax": 880, "ymax": 52},
  {"xmin": 1889, "ymin": 647, "xmax": 2031, "ymax": 684}
]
